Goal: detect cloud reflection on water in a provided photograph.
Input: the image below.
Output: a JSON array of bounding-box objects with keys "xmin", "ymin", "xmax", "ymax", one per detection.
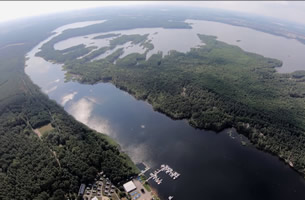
[
  {"xmin": 61, "ymin": 91, "xmax": 77, "ymax": 106},
  {"xmin": 44, "ymin": 85, "xmax": 57, "ymax": 94},
  {"xmin": 67, "ymin": 97, "xmax": 113, "ymax": 136},
  {"xmin": 123, "ymin": 142, "xmax": 155, "ymax": 166},
  {"xmin": 66, "ymin": 96, "xmax": 153, "ymax": 166}
]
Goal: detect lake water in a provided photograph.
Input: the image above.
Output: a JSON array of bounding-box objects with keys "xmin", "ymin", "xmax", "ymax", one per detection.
[{"xmin": 25, "ymin": 20, "xmax": 305, "ymax": 200}]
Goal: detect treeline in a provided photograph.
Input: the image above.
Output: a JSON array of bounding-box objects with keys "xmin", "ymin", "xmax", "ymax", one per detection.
[{"xmin": 39, "ymin": 33, "xmax": 305, "ymax": 177}]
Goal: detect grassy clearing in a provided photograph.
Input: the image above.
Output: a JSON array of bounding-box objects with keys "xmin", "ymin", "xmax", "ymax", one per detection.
[{"xmin": 37, "ymin": 123, "xmax": 54, "ymax": 134}]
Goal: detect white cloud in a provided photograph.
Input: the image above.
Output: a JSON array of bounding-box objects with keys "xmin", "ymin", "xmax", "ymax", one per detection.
[
  {"xmin": 67, "ymin": 97, "xmax": 113, "ymax": 135},
  {"xmin": 61, "ymin": 91, "xmax": 77, "ymax": 106},
  {"xmin": 123, "ymin": 143, "xmax": 154, "ymax": 165},
  {"xmin": 53, "ymin": 79, "xmax": 60, "ymax": 83},
  {"xmin": 85, "ymin": 96, "xmax": 99, "ymax": 104},
  {"xmin": 44, "ymin": 85, "xmax": 57, "ymax": 94}
]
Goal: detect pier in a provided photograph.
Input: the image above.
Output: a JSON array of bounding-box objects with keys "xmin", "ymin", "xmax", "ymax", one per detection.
[
  {"xmin": 145, "ymin": 164, "xmax": 180, "ymax": 185},
  {"xmin": 138, "ymin": 162, "xmax": 150, "ymax": 176}
]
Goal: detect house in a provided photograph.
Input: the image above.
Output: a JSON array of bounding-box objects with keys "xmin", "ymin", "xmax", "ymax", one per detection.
[
  {"xmin": 78, "ymin": 184, "xmax": 86, "ymax": 196},
  {"xmin": 123, "ymin": 180, "xmax": 137, "ymax": 193}
]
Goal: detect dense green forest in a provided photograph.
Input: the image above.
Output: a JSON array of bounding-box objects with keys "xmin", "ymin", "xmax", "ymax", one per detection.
[{"xmin": 37, "ymin": 33, "xmax": 305, "ymax": 178}]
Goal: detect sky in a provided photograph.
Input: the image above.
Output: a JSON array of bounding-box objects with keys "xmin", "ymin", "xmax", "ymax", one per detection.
[{"xmin": 0, "ymin": 1, "xmax": 305, "ymax": 25}]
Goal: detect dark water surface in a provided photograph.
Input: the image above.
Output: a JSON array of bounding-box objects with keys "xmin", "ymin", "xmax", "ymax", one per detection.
[{"xmin": 25, "ymin": 20, "xmax": 305, "ymax": 200}]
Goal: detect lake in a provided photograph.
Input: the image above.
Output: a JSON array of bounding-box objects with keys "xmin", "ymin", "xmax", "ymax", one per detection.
[{"xmin": 25, "ymin": 20, "xmax": 305, "ymax": 200}]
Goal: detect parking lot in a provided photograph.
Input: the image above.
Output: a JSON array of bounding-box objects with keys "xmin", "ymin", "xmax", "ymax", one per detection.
[{"xmin": 129, "ymin": 179, "xmax": 155, "ymax": 200}]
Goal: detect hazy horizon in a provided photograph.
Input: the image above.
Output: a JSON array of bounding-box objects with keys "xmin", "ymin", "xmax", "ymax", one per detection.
[{"xmin": 0, "ymin": 1, "xmax": 305, "ymax": 25}]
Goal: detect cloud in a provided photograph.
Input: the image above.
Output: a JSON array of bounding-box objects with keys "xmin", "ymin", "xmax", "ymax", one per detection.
[
  {"xmin": 66, "ymin": 96, "xmax": 153, "ymax": 165},
  {"xmin": 67, "ymin": 97, "xmax": 153, "ymax": 165},
  {"xmin": 123, "ymin": 143, "xmax": 154, "ymax": 165},
  {"xmin": 67, "ymin": 97, "xmax": 113, "ymax": 135},
  {"xmin": 61, "ymin": 91, "xmax": 77, "ymax": 106},
  {"xmin": 53, "ymin": 79, "xmax": 60, "ymax": 83},
  {"xmin": 44, "ymin": 85, "xmax": 57, "ymax": 94},
  {"xmin": 68, "ymin": 98, "xmax": 91, "ymax": 123},
  {"xmin": 85, "ymin": 96, "xmax": 99, "ymax": 104}
]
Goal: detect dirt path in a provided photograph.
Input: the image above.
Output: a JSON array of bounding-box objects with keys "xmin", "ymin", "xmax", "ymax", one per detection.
[{"xmin": 52, "ymin": 150, "xmax": 62, "ymax": 168}]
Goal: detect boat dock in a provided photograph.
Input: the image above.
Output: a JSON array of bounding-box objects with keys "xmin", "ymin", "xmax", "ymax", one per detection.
[
  {"xmin": 145, "ymin": 164, "xmax": 180, "ymax": 185},
  {"xmin": 138, "ymin": 162, "xmax": 150, "ymax": 176},
  {"xmin": 161, "ymin": 164, "xmax": 180, "ymax": 180}
]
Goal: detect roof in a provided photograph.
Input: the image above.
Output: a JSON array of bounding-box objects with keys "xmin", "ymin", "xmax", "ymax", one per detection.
[
  {"xmin": 123, "ymin": 181, "xmax": 137, "ymax": 193},
  {"xmin": 78, "ymin": 184, "xmax": 86, "ymax": 196}
]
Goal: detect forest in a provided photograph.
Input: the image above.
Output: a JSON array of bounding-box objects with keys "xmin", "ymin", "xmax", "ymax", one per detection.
[{"xmin": 37, "ymin": 33, "xmax": 305, "ymax": 179}]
